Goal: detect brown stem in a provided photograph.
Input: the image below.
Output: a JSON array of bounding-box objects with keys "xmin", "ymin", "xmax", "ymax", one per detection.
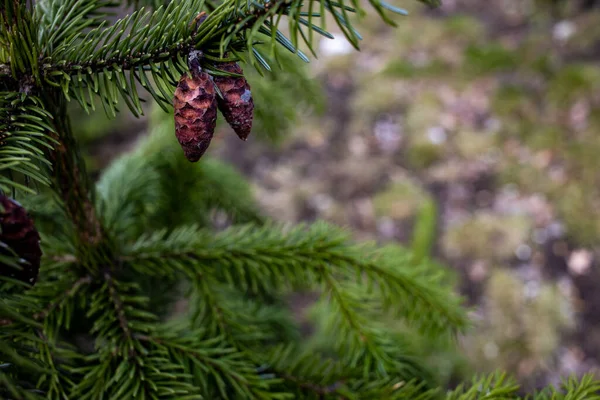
[
  {"xmin": 105, "ymin": 271, "xmax": 132, "ymax": 342},
  {"xmin": 43, "ymin": 91, "xmax": 104, "ymax": 247},
  {"xmin": 33, "ymin": 275, "xmax": 92, "ymax": 321}
]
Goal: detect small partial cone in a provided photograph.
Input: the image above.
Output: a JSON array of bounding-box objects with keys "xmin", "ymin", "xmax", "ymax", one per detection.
[
  {"xmin": 0, "ymin": 195, "xmax": 41, "ymax": 286},
  {"xmin": 173, "ymin": 70, "xmax": 218, "ymax": 162},
  {"xmin": 212, "ymin": 62, "xmax": 254, "ymax": 141}
]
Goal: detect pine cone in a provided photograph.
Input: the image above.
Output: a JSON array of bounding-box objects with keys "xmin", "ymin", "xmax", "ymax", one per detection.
[
  {"xmin": 0, "ymin": 195, "xmax": 41, "ymax": 286},
  {"xmin": 212, "ymin": 62, "xmax": 254, "ymax": 141},
  {"xmin": 173, "ymin": 70, "xmax": 218, "ymax": 162}
]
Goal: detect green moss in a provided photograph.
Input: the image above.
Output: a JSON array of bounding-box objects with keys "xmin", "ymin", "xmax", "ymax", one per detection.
[
  {"xmin": 392, "ymin": 17, "xmax": 447, "ymax": 52},
  {"xmin": 555, "ymin": 183, "xmax": 600, "ymax": 247},
  {"xmin": 464, "ymin": 43, "xmax": 519, "ymax": 75},
  {"xmin": 465, "ymin": 269, "xmax": 574, "ymax": 378},
  {"xmin": 547, "ymin": 64, "xmax": 600, "ymax": 104},
  {"xmin": 405, "ymin": 92, "xmax": 442, "ymax": 132},
  {"xmin": 491, "ymin": 85, "xmax": 541, "ymax": 141},
  {"xmin": 455, "ymin": 130, "xmax": 495, "ymax": 159},
  {"xmin": 524, "ymin": 126, "xmax": 565, "ymax": 151},
  {"xmin": 493, "ymin": 85, "xmax": 530, "ymax": 115},
  {"xmin": 383, "ymin": 58, "xmax": 450, "ymax": 78},
  {"xmin": 373, "ymin": 179, "xmax": 427, "ymax": 220},
  {"xmin": 443, "ymin": 212, "xmax": 532, "ymax": 260},
  {"xmin": 351, "ymin": 77, "xmax": 407, "ymax": 117},
  {"xmin": 406, "ymin": 142, "xmax": 445, "ymax": 169}
]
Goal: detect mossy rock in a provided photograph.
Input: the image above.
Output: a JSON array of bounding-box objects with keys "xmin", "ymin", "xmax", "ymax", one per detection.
[
  {"xmin": 547, "ymin": 64, "xmax": 600, "ymax": 105},
  {"xmin": 373, "ymin": 178, "xmax": 428, "ymax": 220},
  {"xmin": 383, "ymin": 58, "xmax": 450, "ymax": 79},
  {"xmin": 491, "ymin": 84, "xmax": 541, "ymax": 140},
  {"xmin": 443, "ymin": 212, "xmax": 532, "ymax": 260},
  {"xmin": 498, "ymin": 161, "xmax": 555, "ymax": 195},
  {"xmin": 405, "ymin": 92, "xmax": 443, "ymax": 133},
  {"xmin": 465, "ymin": 269, "xmax": 574, "ymax": 378},
  {"xmin": 391, "ymin": 16, "xmax": 448, "ymax": 53},
  {"xmin": 444, "ymin": 15, "xmax": 486, "ymax": 41},
  {"xmin": 406, "ymin": 141, "xmax": 445, "ymax": 169},
  {"xmin": 555, "ymin": 182, "xmax": 600, "ymax": 246},
  {"xmin": 463, "ymin": 43, "xmax": 519, "ymax": 75},
  {"xmin": 351, "ymin": 75, "xmax": 408, "ymax": 117},
  {"xmin": 455, "ymin": 130, "xmax": 496, "ymax": 159},
  {"xmin": 522, "ymin": 125, "xmax": 565, "ymax": 152}
]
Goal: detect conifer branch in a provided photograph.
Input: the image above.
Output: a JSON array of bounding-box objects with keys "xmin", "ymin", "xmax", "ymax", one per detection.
[
  {"xmin": 147, "ymin": 329, "xmax": 284, "ymax": 399},
  {"xmin": 33, "ymin": 0, "xmax": 413, "ymax": 116},
  {"xmin": 0, "ymin": 93, "xmax": 56, "ymax": 193},
  {"xmin": 192, "ymin": 275, "xmax": 240, "ymax": 338},
  {"xmin": 262, "ymin": 345, "xmax": 351, "ymax": 397},
  {"xmin": 104, "ymin": 271, "xmax": 133, "ymax": 342},
  {"xmin": 123, "ymin": 223, "xmax": 468, "ymax": 337},
  {"xmin": 42, "ymin": 93, "xmax": 105, "ymax": 247},
  {"xmin": 262, "ymin": 344, "xmax": 437, "ymax": 398},
  {"xmin": 33, "ymin": 274, "xmax": 92, "ymax": 321},
  {"xmin": 35, "ymin": 0, "xmax": 120, "ymax": 54}
]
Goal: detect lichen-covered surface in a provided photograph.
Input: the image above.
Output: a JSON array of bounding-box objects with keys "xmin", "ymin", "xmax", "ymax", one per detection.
[{"xmin": 78, "ymin": 0, "xmax": 600, "ymax": 392}]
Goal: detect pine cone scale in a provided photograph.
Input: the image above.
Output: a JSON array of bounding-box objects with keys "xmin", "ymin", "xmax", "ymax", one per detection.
[
  {"xmin": 213, "ymin": 62, "xmax": 254, "ymax": 141},
  {"xmin": 173, "ymin": 71, "xmax": 218, "ymax": 162},
  {"xmin": 0, "ymin": 196, "xmax": 41, "ymax": 286}
]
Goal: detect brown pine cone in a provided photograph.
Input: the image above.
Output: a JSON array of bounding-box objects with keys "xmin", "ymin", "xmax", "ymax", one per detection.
[
  {"xmin": 212, "ymin": 62, "xmax": 254, "ymax": 141},
  {"xmin": 0, "ymin": 195, "xmax": 42, "ymax": 286},
  {"xmin": 173, "ymin": 70, "xmax": 218, "ymax": 162}
]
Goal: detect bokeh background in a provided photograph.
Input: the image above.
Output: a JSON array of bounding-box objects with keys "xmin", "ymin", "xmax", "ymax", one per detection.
[{"xmin": 73, "ymin": 0, "xmax": 600, "ymax": 393}]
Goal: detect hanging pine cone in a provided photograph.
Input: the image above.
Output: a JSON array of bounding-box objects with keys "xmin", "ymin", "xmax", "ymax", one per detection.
[
  {"xmin": 173, "ymin": 69, "xmax": 218, "ymax": 162},
  {"xmin": 0, "ymin": 195, "xmax": 41, "ymax": 286},
  {"xmin": 212, "ymin": 62, "xmax": 254, "ymax": 141}
]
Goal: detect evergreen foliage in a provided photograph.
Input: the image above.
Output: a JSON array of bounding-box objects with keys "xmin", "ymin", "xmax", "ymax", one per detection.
[{"xmin": 0, "ymin": 0, "xmax": 599, "ymax": 399}]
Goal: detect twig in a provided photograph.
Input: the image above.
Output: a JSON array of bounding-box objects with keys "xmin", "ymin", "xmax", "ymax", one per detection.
[
  {"xmin": 104, "ymin": 272, "xmax": 132, "ymax": 342},
  {"xmin": 33, "ymin": 275, "xmax": 92, "ymax": 321},
  {"xmin": 44, "ymin": 94, "xmax": 105, "ymax": 247}
]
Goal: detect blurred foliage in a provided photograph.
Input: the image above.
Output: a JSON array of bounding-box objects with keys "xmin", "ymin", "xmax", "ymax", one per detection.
[
  {"xmin": 465, "ymin": 270, "xmax": 574, "ymax": 382},
  {"xmin": 242, "ymin": 50, "xmax": 326, "ymax": 145},
  {"xmin": 373, "ymin": 179, "xmax": 428, "ymax": 220},
  {"xmin": 464, "ymin": 44, "xmax": 519, "ymax": 75},
  {"xmin": 443, "ymin": 213, "xmax": 532, "ymax": 261}
]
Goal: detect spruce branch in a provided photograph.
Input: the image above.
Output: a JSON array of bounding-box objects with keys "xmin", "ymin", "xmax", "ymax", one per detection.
[
  {"xmin": 0, "ymin": 93, "xmax": 56, "ymax": 194},
  {"xmin": 41, "ymin": 92, "xmax": 106, "ymax": 249},
  {"xmin": 262, "ymin": 344, "xmax": 352, "ymax": 397},
  {"xmin": 32, "ymin": 274, "xmax": 92, "ymax": 323},
  {"xmin": 95, "ymin": 152, "xmax": 163, "ymax": 242},
  {"xmin": 146, "ymin": 327, "xmax": 286, "ymax": 399},
  {"xmin": 122, "ymin": 222, "xmax": 465, "ymax": 386},
  {"xmin": 104, "ymin": 271, "xmax": 133, "ymax": 342},
  {"xmin": 526, "ymin": 374, "xmax": 600, "ymax": 400},
  {"xmin": 35, "ymin": 0, "xmax": 120, "ymax": 54},
  {"xmin": 445, "ymin": 372, "xmax": 520, "ymax": 400},
  {"xmin": 33, "ymin": 0, "xmax": 415, "ymax": 117},
  {"xmin": 263, "ymin": 344, "xmax": 438, "ymax": 399},
  {"xmin": 123, "ymin": 222, "xmax": 467, "ymax": 337},
  {"xmin": 69, "ymin": 344, "xmax": 202, "ymax": 399},
  {"xmin": 188, "ymin": 279, "xmax": 300, "ymax": 351}
]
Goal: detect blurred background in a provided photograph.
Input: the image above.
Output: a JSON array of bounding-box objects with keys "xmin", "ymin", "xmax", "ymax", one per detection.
[{"xmin": 73, "ymin": 0, "xmax": 600, "ymax": 394}]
